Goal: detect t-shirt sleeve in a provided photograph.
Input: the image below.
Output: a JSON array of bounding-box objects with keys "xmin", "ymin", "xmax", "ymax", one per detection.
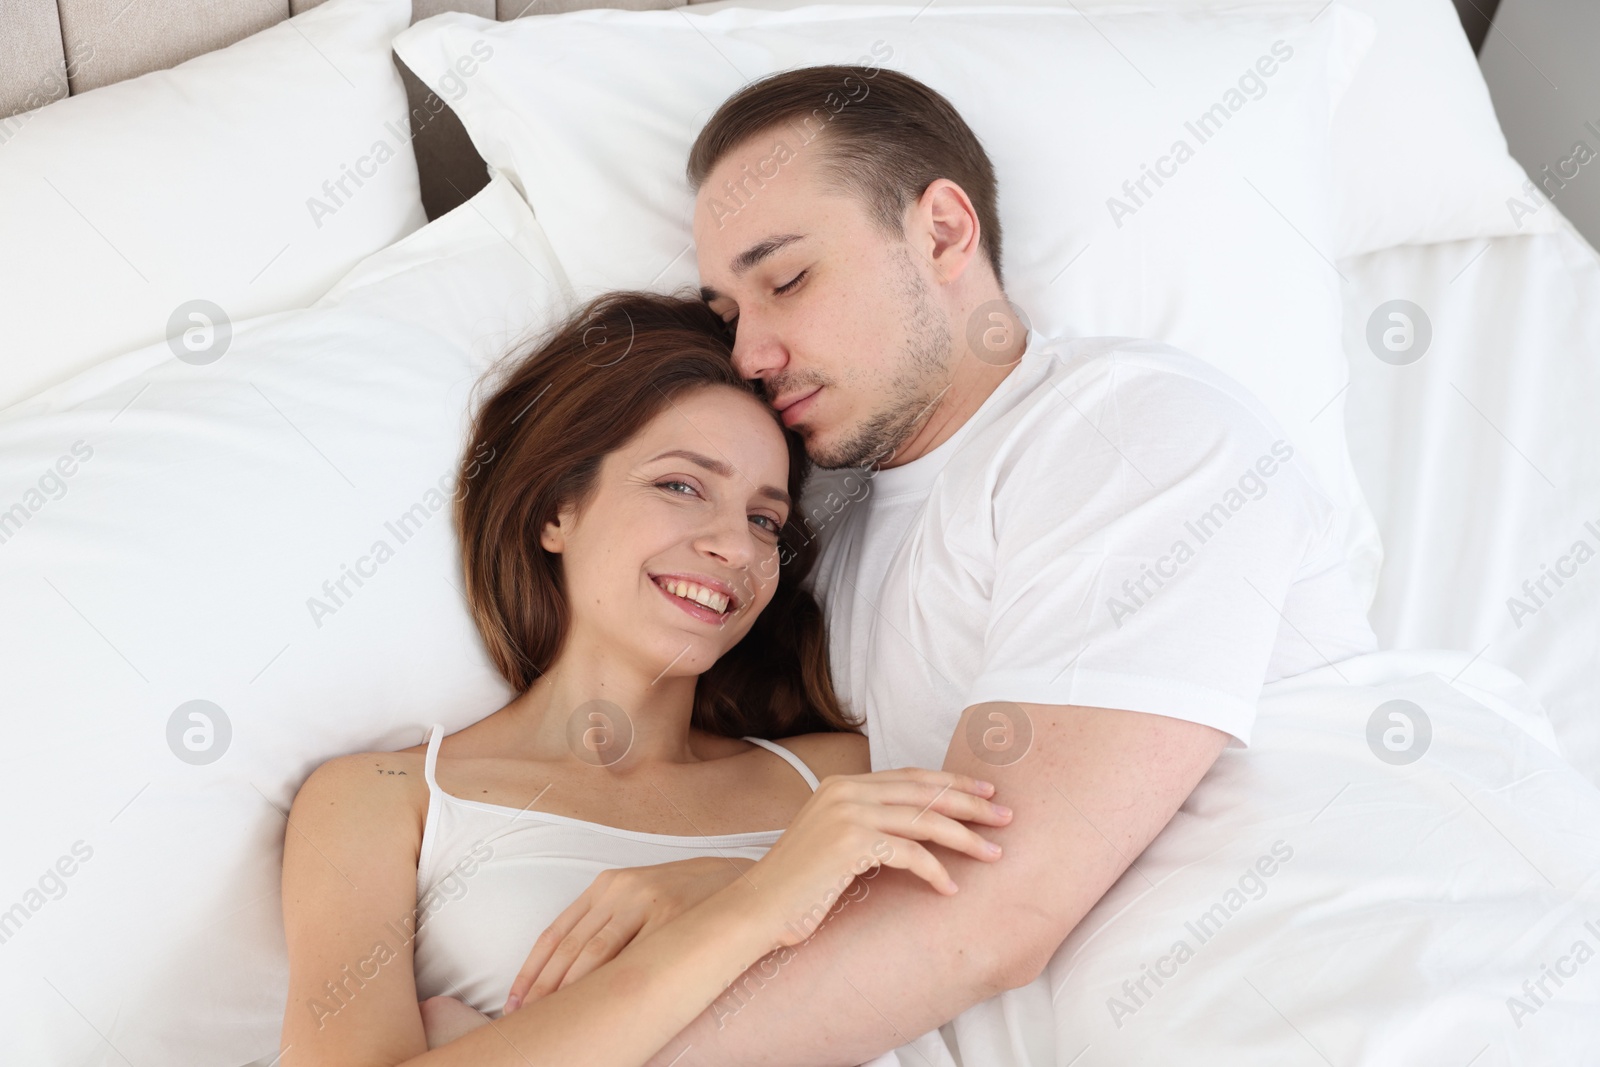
[{"xmin": 963, "ymin": 362, "xmax": 1326, "ymax": 746}]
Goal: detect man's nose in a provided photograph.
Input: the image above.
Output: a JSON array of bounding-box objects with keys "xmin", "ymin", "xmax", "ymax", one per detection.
[{"xmin": 730, "ymin": 316, "xmax": 787, "ymax": 383}]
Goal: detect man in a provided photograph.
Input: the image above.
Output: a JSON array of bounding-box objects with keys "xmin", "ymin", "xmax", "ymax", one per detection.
[{"xmin": 650, "ymin": 65, "xmax": 1377, "ymax": 1065}]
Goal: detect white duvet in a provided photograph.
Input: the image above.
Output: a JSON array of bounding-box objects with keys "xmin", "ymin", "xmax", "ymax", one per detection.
[
  {"xmin": 1341, "ymin": 224, "xmax": 1600, "ymax": 791},
  {"xmin": 869, "ymin": 649, "xmax": 1600, "ymax": 1066}
]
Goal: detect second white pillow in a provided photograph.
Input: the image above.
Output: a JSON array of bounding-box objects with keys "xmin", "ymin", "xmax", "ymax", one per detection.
[{"xmin": 0, "ymin": 0, "xmax": 427, "ymax": 412}]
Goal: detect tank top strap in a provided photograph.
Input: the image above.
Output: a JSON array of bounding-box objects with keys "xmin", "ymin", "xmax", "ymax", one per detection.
[
  {"xmin": 741, "ymin": 736, "xmax": 820, "ymax": 792},
  {"xmin": 416, "ymin": 724, "xmax": 450, "ymax": 893},
  {"xmin": 424, "ymin": 723, "xmax": 447, "ymax": 793}
]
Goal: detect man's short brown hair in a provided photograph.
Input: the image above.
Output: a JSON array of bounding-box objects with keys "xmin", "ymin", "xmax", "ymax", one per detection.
[{"xmin": 686, "ymin": 65, "xmax": 1004, "ymax": 287}]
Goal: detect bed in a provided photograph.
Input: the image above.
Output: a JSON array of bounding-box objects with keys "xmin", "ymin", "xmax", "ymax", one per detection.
[
  {"xmin": 1342, "ymin": 225, "xmax": 1600, "ymax": 788},
  {"xmin": 1, "ymin": 0, "xmax": 1596, "ymax": 1064}
]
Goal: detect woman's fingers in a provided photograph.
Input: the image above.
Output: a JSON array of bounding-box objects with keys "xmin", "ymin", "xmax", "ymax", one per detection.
[
  {"xmin": 813, "ymin": 772, "xmax": 1013, "ymax": 886},
  {"xmin": 820, "ymin": 804, "xmax": 1001, "ymax": 892},
  {"xmin": 508, "ymin": 859, "xmax": 746, "ymax": 1013},
  {"xmin": 859, "ymin": 767, "xmax": 998, "ymax": 801},
  {"xmin": 873, "ymin": 804, "xmax": 1006, "ymax": 865},
  {"xmin": 884, "ymin": 778, "xmax": 1014, "ymax": 827},
  {"xmin": 506, "ymin": 893, "xmax": 599, "ymax": 1012},
  {"xmin": 870, "ymin": 834, "xmax": 960, "ymax": 894},
  {"xmin": 824, "ymin": 770, "xmax": 1009, "ymax": 824},
  {"xmin": 522, "ymin": 905, "xmax": 619, "ymax": 1004},
  {"xmin": 554, "ymin": 915, "xmax": 635, "ymax": 991},
  {"xmin": 735, "ymin": 766, "xmax": 1018, "ymax": 951},
  {"xmin": 819, "ymin": 776, "xmax": 1013, "ymax": 847}
]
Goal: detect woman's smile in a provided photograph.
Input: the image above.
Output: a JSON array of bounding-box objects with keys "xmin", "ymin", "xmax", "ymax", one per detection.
[{"xmin": 650, "ymin": 572, "xmax": 738, "ymax": 624}]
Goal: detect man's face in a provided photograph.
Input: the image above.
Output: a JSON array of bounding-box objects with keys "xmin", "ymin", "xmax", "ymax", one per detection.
[{"xmin": 693, "ymin": 132, "xmax": 954, "ymax": 469}]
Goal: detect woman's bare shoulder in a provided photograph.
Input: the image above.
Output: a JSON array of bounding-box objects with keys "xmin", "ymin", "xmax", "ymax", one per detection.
[
  {"xmin": 306, "ymin": 746, "xmax": 429, "ymax": 779},
  {"xmin": 293, "ymin": 748, "xmax": 431, "ymax": 830},
  {"xmin": 772, "ymin": 731, "xmax": 871, "ymax": 779}
]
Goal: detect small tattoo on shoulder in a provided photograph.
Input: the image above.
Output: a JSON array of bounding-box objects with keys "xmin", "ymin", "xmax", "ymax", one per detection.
[{"xmin": 375, "ymin": 768, "xmax": 408, "ymax": 776}]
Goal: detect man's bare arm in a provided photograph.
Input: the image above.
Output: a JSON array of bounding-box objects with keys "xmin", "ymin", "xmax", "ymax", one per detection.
[{"xmin": 645, "ymin": 702, "xmax": 1229, "ymax": 1067}]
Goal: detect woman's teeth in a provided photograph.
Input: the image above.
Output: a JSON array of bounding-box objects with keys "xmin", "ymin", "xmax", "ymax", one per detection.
[{"xmin": 659, "ymin": 578, "xmax": 731, "ymax": 614}]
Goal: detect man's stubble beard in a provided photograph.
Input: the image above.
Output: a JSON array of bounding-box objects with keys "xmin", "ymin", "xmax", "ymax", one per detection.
[{"xmin": 809, "ymin": 246, "xmax": 954, "ymax": 471}]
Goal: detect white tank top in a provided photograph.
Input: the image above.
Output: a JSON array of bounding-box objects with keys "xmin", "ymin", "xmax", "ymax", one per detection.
[{"xmin": 411, "ymin": 722, "xmax": 820, "ymax": 1016}]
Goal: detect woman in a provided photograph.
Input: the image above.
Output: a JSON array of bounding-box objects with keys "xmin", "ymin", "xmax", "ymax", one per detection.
[{"xmin": 279, "ymin": 292, "xmax": 1012, "ymax": 1067}]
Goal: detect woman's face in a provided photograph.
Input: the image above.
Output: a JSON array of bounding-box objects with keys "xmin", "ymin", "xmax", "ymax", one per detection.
[{"xmin": 540, "ymin": 384, "xmax": 794, "ymax": 681}]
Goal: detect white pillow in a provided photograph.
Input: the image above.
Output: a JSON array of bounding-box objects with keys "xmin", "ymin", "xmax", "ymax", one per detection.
[
  {"xmin": 395, "ymin": 1, "xmax": 1386, "ymax": 606},
  {"xmin": 1330, "ymin": 0, "xmax": 1559, "ymax": 256},
  {"xmin": 0, "ymin": 175, "xmax": 559, "ymax": 1066},
  {"xmin": 680, "ymin": 0, "xmax": 1562, "ymax": 259},
  {"xmin": 0, "ymin": 0, "xmax": 428, "ymax": 413}
]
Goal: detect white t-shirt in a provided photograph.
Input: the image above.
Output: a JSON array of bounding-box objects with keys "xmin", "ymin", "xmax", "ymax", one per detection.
[{"xmin": 802, "ymin": 332, "xmax": 1377, "ymax": 769}]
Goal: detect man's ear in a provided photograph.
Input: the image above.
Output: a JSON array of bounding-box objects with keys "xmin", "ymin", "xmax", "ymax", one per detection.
[{"xmin": 919, "ymin": 178, "xmax": 982, "ymax": 285}]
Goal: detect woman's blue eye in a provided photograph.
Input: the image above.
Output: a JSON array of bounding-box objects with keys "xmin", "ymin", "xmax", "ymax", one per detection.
[
  {"xmin": 751, "ymin": 514, "xmax": 782, "ymax": 534},
  {"xmin": 657, "ymin": 480, "xmax": 696, "ymax": 496}
]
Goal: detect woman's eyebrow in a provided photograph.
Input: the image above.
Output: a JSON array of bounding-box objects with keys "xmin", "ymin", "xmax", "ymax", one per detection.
[{"xmin": 648, "ymin": 448, "xmax": 792, "ymax": 509}]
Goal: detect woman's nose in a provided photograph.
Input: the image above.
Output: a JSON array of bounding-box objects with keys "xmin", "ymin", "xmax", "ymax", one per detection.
[{"xmin": 695, "ymin": 506, "xmax": 765, "ymax": 575}]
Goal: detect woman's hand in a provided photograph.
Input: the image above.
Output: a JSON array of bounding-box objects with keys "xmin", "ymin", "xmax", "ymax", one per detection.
[
  {"xmin": 741, "ymin": 768, "xmax": 1012, "ymax": 950},
  {"xmin": 504, "ymin": 856, "xmax": 757, "ymax": 1015},
  {"xmin": 418, "ymin": 995, "xmax": 492, "ymax": 1049}
]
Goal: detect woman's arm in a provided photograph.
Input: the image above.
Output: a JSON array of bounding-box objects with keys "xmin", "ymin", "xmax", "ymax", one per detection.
[
  {"xmin": 412, "ymin": 869, "xmax": 780, "ymax": 1065},
  {"xmin": 282, "ymin": 747, "xmax": 1006, "ymax": 1067},
  {"xmin": 279, "ymin": 751, "xmax": 778, "ymax": 1067},
  {"xmin": 504, "ymin": 732, "xmax": 870, "ymax": 1010},
  {"xmin": 280, "ymin": 753, "xmax": 432, "ymax": 1065},
  {"xmin": 409, "ymin": 767, "xmax": 1006, "ymax": 1067}
]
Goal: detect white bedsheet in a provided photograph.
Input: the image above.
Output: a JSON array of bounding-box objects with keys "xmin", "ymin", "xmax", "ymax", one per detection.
[{"xmin": 1339, "ymin": 222, "xmax": 1600, "ymax": 786}]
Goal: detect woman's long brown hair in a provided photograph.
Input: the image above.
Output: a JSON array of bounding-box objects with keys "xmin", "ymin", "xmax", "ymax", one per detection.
[{"xmin": 454, "ymin": 290, "xmax": 859, "ymax": 739}]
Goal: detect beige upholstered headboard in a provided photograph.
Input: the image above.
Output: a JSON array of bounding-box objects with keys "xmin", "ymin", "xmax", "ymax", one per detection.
[{"xmin": 0, "ymin": 0, "xmax": 710, "ymax": 220}]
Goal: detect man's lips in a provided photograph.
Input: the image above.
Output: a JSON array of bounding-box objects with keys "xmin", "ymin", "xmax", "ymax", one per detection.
[{"xmin": 774, "ymin": 386, "xmax": 821, "ymax": 427}]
